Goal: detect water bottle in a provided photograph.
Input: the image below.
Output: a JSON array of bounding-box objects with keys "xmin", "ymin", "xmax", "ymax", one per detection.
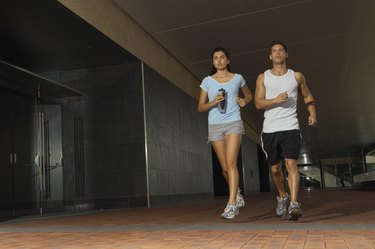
[{"xmin": 218, "ymin": 88, "xmax": 226, "ymax": 114}]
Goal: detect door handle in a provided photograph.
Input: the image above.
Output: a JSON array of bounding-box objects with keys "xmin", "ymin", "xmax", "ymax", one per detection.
[
  {"xmin": 59, "ymin": 156, "xmax": 63, "ymax": 167},
  {"xmin": 34, "ymin": 155, "xmax": 40, "ymax": 166},
  {"xmin": 9, "ymin": 153, "xmax": 17, "ymax": 164}
]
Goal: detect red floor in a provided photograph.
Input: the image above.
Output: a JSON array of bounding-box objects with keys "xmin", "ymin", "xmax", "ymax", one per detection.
[{"xmin": 0, "ymin": 189, "xmax": 374, "ymax": 248}]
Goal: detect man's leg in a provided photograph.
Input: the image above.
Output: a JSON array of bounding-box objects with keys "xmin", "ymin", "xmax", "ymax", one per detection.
[
  {"xmin": 270, "ymin": 161, "xmax": 289, "ymax": 217},
  {"xmin": 284, "ymin": 158, "xmax": 299, "ymax": 202},
  {"xmin": 270, "ymin": 161, "xmax": 287, "ymax": 198},
  {"xmin": 263, "ymin": 131, "xmax": 289, "ymax": 217},
  {"xmin": 284, "ymin": 158, "xmax": 302, "ymax": 220}
]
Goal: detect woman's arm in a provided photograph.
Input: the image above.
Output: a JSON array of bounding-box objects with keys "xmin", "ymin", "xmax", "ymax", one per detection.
[
  {"xmin": 197, "ymin": 88, "xmax": 223, "ymax": 112},
  {"xmin": 237, "ymin": 85, "xmax": 253, "ymax": 107}
]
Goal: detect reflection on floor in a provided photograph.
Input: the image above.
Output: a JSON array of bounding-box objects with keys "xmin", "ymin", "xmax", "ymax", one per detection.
[{"xmin": 0, "ymin": 189, "xmax": 374, "ymax": 248}]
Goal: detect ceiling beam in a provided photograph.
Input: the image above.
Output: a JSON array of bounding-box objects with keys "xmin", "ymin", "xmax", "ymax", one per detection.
[{"xmin": 57, "ymin": 0, "xmax": 261, "ymax": 143}]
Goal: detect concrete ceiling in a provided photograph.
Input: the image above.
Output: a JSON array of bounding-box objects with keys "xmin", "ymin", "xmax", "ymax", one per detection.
[
  {"xmin": 0, "ymin": 0, "xmax": 138, "ymax": 72},
  {"xmin": 113, "ymin": 0, "xmax": 375, "ymax": 155},
  {"xmin": 1, "ymin": 0, "xmax": 375, "ymax": 156}
]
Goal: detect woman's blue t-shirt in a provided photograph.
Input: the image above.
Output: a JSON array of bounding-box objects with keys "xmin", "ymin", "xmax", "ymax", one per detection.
[{"xmin": 200, "ymin": 73, "xmax": 246, "ymax": 124}]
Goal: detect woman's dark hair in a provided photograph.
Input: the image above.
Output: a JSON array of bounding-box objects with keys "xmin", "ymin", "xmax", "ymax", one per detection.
[
  {"xmin": 210, "ymin": 47, "xmax": 232, "ymax": 75},
  {"xmin": 269, "ymin": 40, "xmax": 288, "ymax": 53}
]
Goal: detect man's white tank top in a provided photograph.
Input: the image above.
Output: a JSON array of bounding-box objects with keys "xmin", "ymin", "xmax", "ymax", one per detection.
[{"xmin": 263, "ymin": 69, "xmax": 300, "ymax": 133}]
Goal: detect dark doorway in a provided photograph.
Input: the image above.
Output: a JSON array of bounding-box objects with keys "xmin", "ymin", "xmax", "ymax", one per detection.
[
  {"xmin": 298, "ymin": 164, "xmax": 323, "ymax": 189},
  {"xmin": 257, "ymin": 145, "xmax": 271, "ymax": 192}
]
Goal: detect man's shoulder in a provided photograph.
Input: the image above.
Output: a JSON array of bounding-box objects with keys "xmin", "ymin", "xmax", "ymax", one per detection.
[
  {"xmin": 291, "ymin": 70, "xmax": 305, "ymax": 83},
  {"xmin": 257, "ymin": 72, "xmax": 265, "ymax": 79},
  {"xmin": 292, "ymin": 70, "xmax": 304, "ymax": 78}
]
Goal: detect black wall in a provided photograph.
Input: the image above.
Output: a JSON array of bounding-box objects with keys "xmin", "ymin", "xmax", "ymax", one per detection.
[{"xmin": 60, "ymin": 62, "xmax": 148, "ymax": 209}]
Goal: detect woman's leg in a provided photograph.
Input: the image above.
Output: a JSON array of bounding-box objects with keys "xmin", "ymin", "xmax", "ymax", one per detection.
[
  {"xmin": 211, "ymin": 140, "xmax": 228, "ymax": 182},
  {"xmin": 224, "ymin": 134, "xmax": 242, "ymax": 204}
]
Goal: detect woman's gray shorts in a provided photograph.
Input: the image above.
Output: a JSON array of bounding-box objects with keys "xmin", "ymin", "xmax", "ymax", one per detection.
[{"xmin": 208, "ymin": 120, "xmax": 244, "ymax": 141}]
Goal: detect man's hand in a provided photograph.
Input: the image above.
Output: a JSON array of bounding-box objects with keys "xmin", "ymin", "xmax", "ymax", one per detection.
[
  {"xmin": 308, "ymin": 115, "xmax": 317, "ymax": 126},
  {"xmin": 275, "ymin": 91, "xmax": 288, "ymax": 104}
]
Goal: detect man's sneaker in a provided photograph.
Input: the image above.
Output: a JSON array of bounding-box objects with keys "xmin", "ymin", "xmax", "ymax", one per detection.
[
  {"xmin": 288, "ymin": 201, "xmax": 303, "ymax": 221},
  {"xmin": 276, "ymin": 193, "xmax": 289, "ymax": 217},
  {"xmin": 236, "ymin": 189, "xmax": 245, "ymax": 208},
  {"xmin": 221, "ymin": 203, "xmax": 239, "ymax": 219}
]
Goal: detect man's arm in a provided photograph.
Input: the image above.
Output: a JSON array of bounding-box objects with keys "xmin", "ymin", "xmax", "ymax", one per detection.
[
  {"xmin": 254, "ymin": 73, "xmax": 288, "ymax": 110},
  {"xmin": 295, "ymin": 72, "xmax": 317, "ymax": 126}
]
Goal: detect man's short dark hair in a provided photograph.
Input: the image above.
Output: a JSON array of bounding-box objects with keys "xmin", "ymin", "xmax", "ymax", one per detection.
[{"xmin": 269, "ymin": 40, "xmax": 288, "ymax": 53}]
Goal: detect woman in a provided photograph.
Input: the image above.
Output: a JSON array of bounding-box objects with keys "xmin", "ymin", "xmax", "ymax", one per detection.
[{"xmin": 198, "ymin": 47, "xmax": 253, "ymax": 219}]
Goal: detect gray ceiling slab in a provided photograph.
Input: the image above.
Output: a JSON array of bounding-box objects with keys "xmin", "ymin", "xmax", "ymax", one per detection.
[{"xmin": 2, "ymin": 0, "xmax": 375, "ymax": 154}]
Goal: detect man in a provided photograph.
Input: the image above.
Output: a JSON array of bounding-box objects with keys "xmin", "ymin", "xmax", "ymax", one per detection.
[{"xmin": 254, "ymin": 40, "xmax": 317, "ymax": 220}]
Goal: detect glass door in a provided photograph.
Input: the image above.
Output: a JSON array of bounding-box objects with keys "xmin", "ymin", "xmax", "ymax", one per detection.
[
  {"xmin": 0, "ymin": 89, "xmax": 14, "ymax": 217},
  {"xmin": 12, "ymin": 93, "xmax": 38, "ymax": 215},
  {"xmin": 0, "ymin": 88, "xmax": 39, "ymax": 217},
  {"xmin": 0, "ymin": 60, "xmax": 81, "ymax": 218},
  {"xmin": 34, "ymin": 104, "xmax": 64, "ymax": 213},
  {"xmin": 0, "ymin": 87, "xmax": 64, "ymax": 218}
]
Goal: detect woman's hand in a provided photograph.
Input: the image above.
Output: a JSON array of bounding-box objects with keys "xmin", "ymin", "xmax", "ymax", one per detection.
[
  {"xmin": 214, "ymin": 92, "xmax": 225, "ymax": 105},
  {"xmin": 237, "ymin": 98, "xmax": 247, "ymax": 107}
]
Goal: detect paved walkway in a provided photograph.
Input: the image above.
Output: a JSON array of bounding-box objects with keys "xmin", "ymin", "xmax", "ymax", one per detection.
[{"xmin": 0, "ymin": 189, "xmax": 374, "ymax": 248}]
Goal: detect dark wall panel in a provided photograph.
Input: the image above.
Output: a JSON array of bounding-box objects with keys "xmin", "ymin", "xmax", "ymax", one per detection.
[
  {"xmin": 143, "ymin": 64, "xmax": 213, "ymax": 203},
  {"xmin": 241, "ymin": 136, "xmax": 260, "ymax": 193},
  {"xmin": 60, "ymin": 63, "xmax": 147, "ymax": 209}
]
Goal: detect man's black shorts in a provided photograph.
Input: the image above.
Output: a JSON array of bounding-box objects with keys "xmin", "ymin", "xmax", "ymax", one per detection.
[{"xmin": 261, "ymin": 129, "xmax": 301, "ymax": 165}]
